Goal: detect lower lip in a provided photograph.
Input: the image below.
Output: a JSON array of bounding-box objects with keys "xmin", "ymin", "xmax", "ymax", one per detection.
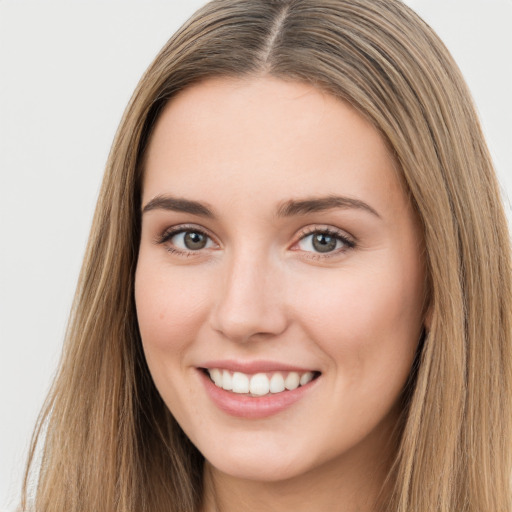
[{"xmin": 198, "ymin": 370, "xmax": 319, "ymax": 419}]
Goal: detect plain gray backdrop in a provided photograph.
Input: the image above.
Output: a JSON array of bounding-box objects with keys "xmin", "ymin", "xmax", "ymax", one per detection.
[{"xmin": 1, "ymin": 1, "xmax": 511, "ymax": 509}]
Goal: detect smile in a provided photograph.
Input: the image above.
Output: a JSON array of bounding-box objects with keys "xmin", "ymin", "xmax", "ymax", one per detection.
[
  {"xmin": 205, "ymin": 368, "xmax": 319, "ymax": 396},
  {"xmin": 198, "ymin": 361, "xmax": 322, "ymax": 419}
]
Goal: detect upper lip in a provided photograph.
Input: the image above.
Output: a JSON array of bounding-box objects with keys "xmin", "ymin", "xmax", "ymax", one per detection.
[{"xmin": 198, "ymin": 359, "xmax": 319, "ymax": 374}]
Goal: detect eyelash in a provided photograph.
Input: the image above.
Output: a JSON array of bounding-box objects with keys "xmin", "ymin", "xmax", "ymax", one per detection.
[
  {"xmin": 294, "ymin": 226, "xmax": 355, "ymax": 259},
  {"xmin": 155, "ymin": 224, "xmax": 216, "ymax": 257},
  {"xmin": 155, "ymin": 224, "xmax": 356, "ymax": 258}
]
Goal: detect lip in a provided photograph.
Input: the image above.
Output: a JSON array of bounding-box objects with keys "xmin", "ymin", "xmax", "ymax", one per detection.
[
  {"xmin": 199, "ymin": 359, "xmax": 317, "ymax": 374},
  {"xmin": 197, "ymin": 366, "xmax": 320, "ymax": 419}
]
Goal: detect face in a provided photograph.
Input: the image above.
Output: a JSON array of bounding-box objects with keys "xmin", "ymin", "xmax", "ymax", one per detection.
[{"xmin": 135, "ymin": 76, "xmax": 426, "ymax": 483}]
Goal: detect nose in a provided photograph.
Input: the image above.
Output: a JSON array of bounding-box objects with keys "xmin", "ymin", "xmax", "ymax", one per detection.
[{"xmin": 209, "ymin": 250, "xmax": 289, "ymax": 343}]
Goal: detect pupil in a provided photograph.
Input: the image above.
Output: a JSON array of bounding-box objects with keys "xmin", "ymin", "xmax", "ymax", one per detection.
[
  {"xmin": 312, "ymin": 233, "xmax": 337, "ymax": 253},
  {"xmin": 184, "ymin": 232, "xmax": 207, "ymax": 250}
]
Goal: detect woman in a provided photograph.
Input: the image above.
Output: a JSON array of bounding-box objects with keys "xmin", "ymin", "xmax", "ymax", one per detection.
[{"xmin": 21, "ymin": 0, "xmax": 512, "ymax": 511}]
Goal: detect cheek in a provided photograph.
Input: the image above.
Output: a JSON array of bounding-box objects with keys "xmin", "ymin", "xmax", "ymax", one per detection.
[
  {"xmin": 294, "ymin": 254, "xmax": 424, "ymax": 384},
  {"xmin": 134, "ymin": 257, "xmax": 214, "ymax": 421},
  {"xmin": 134, "ymin": 258, "xmax": 212, "ymax": 355}
]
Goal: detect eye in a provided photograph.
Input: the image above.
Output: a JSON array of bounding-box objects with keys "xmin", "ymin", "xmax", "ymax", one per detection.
[
  {"xmin": 157, "ymin": 227, "xmax": 216, "ymax": 253},
  {"xmin": 296, "ymin": 229, "xmax": 354, "ymax": 254},
  {"xmin": 173, "ymin": 230, "xmax": 213, "ymax": 250}
]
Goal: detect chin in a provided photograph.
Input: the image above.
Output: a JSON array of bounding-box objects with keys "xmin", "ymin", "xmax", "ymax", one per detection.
[
  {"xmin": 198, "ymin": 434, "xmax": 319, "ymax": 483},
  {"xmin": 208, "ymin": 454, "xmax": 305, "ymax": 483}
]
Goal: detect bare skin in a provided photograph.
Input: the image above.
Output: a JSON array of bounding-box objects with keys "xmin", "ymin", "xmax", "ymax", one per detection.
[{"xmin": 135, "ymin": 76, "xmax": 426, "ymax": 512}]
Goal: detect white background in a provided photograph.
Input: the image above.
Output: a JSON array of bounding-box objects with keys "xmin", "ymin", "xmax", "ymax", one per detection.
[{"xmin": 0, "ymin": 1, "xmax": 511, "ymax": 509}]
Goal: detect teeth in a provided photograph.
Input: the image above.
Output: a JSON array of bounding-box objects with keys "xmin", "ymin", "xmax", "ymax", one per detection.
[
  {"xmin": 207, "ymin": 369, "xmax": 316, "ymax": 396},
  {"xmin": 232, "ymin": 372, "xmax": 249, "ymax": 394},
  {"xmin": 284, "ymin": 372, "xmax": 300, "ymax": 390},
  {"xmin": 249, "ymin": 373, "xmax": 270, "ymax": 396},
  {"xmin": 269, "ymin": 373, "xmax": 285, "ymax": 393},
  {"xmin": 222, "ymin": 370, "xmax": 232, "ymax": 391},
  {"xmin": 210, "ymin": 368, "xmax": 222, "ymax": 387},
  {"xmin": 300, "ymin": 372, "xmax": 314, "ymax": 386}
]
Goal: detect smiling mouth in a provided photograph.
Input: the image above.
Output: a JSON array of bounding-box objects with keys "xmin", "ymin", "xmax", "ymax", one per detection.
[{"xmin": 202, "ymin": 368, "xmax": 321, "ymax": 397}]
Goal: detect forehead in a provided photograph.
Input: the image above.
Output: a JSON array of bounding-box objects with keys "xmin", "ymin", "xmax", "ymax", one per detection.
[{"xmin": 142, "ymin": 76, "xmax": 405, "ymax": 217}]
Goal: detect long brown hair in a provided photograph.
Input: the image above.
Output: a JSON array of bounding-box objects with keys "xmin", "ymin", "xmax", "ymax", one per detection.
[{"xmin": 22, "ymin": 1, "xmax": 512, "ymax": 511}]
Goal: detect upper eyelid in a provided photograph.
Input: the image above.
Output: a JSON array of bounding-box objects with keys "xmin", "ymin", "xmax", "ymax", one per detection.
[{"xmin": 295, "ymin": 225, "xmax": 355, "ymax": 244}]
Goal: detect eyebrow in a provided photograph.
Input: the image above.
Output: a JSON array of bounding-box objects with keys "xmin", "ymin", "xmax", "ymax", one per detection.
[
  {"xmin": 141, "ymin": 194, "xmax": 380, "ymax": 219},
  {"xmin": 276, "ymin": 195, "xmax": 381, "ymax": 218},
  {"xmin": 142, "ymin": 195, "xmax": 215, "ymax": 217}
]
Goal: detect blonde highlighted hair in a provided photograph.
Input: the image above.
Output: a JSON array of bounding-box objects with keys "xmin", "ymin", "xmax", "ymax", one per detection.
[{"xmin": 22, "ymin": 1, "xmax": 512, "ymax": 511}]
